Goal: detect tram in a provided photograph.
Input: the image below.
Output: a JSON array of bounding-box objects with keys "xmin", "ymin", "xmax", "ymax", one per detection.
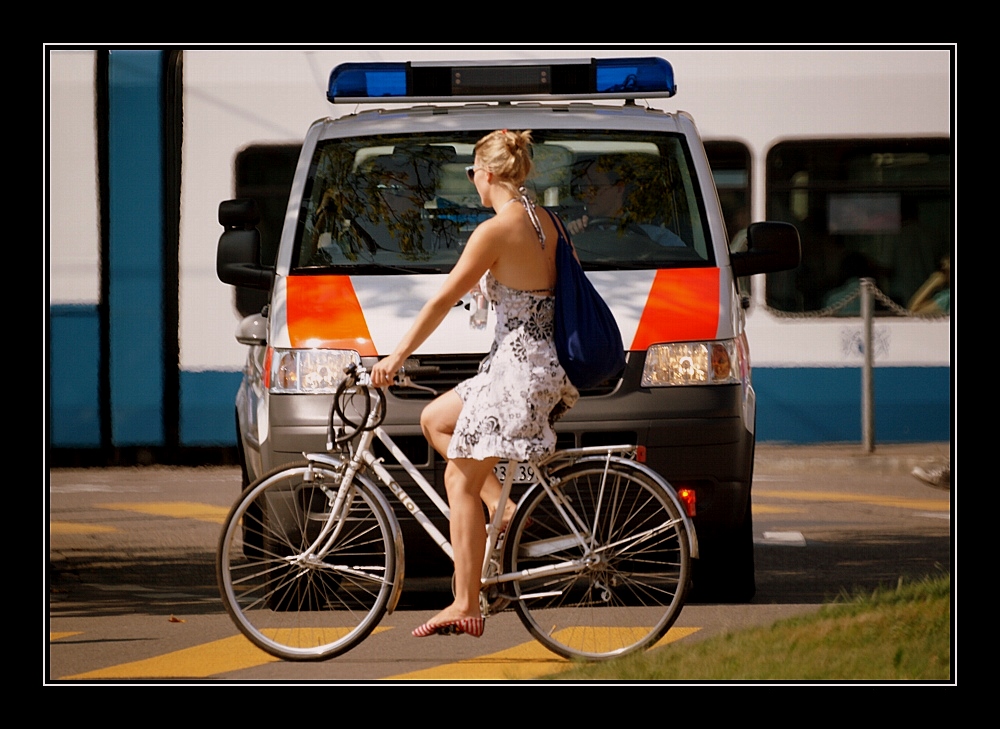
[{"xmin": 47, "ymin": 48, "xmax": 953, "ymax": 452}]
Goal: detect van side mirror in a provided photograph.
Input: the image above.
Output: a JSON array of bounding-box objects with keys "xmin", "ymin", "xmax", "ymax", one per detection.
[
  {"xmin": 217, "ymin": 199, "xmax": 274, "ymax": 291},
  {"xmin": 730, "ymin": 222, "xmax": 801, "ymax": 278},
  {"xmin": 235, "ymin": 312, "xmax": 268, "ymax": 346}
]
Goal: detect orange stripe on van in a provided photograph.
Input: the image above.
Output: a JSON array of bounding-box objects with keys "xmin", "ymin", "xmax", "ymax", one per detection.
[
  {"xmin": 630, "ymin": 268, "xmax": 721, "ymax": 350},
  {"xmin": 285, "ymin": 276, "xmax": 378, "ymax": 356}
]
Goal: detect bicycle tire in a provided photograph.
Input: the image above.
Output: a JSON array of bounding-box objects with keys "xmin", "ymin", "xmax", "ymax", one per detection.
[
  {"xmin": 502, "ymin": 460, "xmax": 691, "ymax": 661},
  {"xmin": 217, "ymin": 463, "xmax": 399, "ymax": 661}
]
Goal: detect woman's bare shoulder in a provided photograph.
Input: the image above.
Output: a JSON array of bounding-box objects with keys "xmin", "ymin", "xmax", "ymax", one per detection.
[{"xmin": 465, "ymin": 215, "xmax": 506, "ymax": 251}]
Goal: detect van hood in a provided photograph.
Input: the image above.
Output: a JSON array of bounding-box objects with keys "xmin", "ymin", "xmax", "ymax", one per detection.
[{"xmin": 269, "ymin": 268, "xmax": 724, "ymax": 354}]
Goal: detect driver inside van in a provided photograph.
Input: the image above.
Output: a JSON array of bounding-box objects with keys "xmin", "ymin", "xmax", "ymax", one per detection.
[{"xmin": 566, "ymin": 165, "xmax": 686, "ymax": 247}]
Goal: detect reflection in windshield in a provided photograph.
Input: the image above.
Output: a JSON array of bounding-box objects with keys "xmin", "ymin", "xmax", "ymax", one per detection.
[{"xmin": 293, "ymin": 132, "xmax": 711, "ymax": 273}]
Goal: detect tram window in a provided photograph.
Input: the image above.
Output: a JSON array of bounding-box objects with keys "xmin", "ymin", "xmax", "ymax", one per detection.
[
  {"xmin": 706, "ymin": 141, "xmax": 751, "ymax": 304},
  {"xmin": 706, "ymin": 140, "xmax": 751, "ymax": 242},
  {"xmin": 232, "ymin": 143, "xmax": 301, "ymax": 317},
  {"xmin": 764, "ymin": 138, "xmax": 951, "ymax": 315}
]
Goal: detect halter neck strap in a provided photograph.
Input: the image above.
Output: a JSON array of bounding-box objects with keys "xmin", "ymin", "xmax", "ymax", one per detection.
[{"xmin": 511, "ymin": 186, "xmax": 546, "ymax": 249}]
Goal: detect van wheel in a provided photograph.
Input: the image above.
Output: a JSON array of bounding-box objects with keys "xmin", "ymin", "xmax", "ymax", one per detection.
[
  {"xmin": 235, "ymin": 409, "xmax": 251, "ymax": 490},
  {"xmin": 691, "ymin": 500, "xmax": 756, "ymax": 603},
  {"xmin": 235, "ymin": 411, "xmax": 263, "ymax": 559}
]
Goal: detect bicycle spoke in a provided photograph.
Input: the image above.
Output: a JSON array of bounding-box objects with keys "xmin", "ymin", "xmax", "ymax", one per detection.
[
  {"xmin": 218, "ymin": 465, "xmax": 396, "ymax": 661},
  {"xmin": 505, "ymin": 462, "xmax": 690, "ymax": 661}
]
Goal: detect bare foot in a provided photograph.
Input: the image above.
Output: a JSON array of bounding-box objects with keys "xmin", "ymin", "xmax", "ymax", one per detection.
[
  {"xmin": 424, "ymin": 604, "xmax": 481, "ymax": 625},
  {"xmin": 487, "ymin": 500, "xmax": 518, "ymax": 533}
]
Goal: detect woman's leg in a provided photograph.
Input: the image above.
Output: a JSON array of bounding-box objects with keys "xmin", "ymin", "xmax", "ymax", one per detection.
[
  {"xmin": 421, "ymin": 392, "xmax": 513, "ymax": 526},
  {"xmin": 419, "ymin": 390, "xmax": 462, "ymax": 457},
  {"xmin": 440, "ymin": 456, "xmax": 498, "ymax": 618}
]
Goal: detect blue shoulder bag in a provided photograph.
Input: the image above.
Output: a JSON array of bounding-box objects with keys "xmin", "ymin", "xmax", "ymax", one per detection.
[{"xmin": 544, "ymin": 209, "xmax": 626, "ymax": 389}]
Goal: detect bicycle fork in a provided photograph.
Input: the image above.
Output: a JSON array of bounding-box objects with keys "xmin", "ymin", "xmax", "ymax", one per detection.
[
  {"xmin": 280, "ymin": 455, "xmax": 364, "ymax": 574},
  {"xmin": 289, "ymin": 427, "xmax": 394, "ymax": 570}
]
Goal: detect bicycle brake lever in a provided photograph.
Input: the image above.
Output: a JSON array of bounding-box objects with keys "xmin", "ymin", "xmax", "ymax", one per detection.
[{"xmin": 397, "ymin": 375, "xmax": 438, "ymax": 396}]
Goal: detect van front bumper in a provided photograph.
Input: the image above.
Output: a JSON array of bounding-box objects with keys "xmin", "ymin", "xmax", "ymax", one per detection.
[{"xmin": 260, "ymin": 375, "xmax": 755, "ymax": 535}]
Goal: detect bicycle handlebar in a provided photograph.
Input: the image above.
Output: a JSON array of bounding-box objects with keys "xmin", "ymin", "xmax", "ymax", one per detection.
[
  {"xmin": 329, "ymin": 363, "xmax": 441, "ymax": 448},
  {"xmin": 395, "ymin": 365, "xmax": 441, "ymax": 382},
  {"xmin": 342, "ymin": 362, "xmax": 440, "ymax": 387}
]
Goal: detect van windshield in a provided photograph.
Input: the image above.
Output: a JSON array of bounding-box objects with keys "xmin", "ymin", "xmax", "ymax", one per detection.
[{"xmin": 292, "ymin": 130, "xmax": 713, "ymax": 273}]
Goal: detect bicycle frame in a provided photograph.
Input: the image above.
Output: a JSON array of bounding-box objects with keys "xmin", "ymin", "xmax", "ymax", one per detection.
[
  {"xmin": 217, "ymin": 365, "xmax": 698, "ymax": 662},
  {"xmin": 296, "ymin": 376, "xmax": 697, "ymax": 609}
]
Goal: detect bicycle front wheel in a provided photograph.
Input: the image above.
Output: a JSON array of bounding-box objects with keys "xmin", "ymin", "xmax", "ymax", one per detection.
[
  {"xmin": 217, "ymin": 464, "xmax": 398, "ymax": 661},
  {"xmin": 503, "ymin": 461, "xmax": 691, "ymax": 661}
]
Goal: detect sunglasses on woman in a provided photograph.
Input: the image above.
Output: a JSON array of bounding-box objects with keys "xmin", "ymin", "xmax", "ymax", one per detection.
[{"xmin": 465, "ymin": 166, "xmax": 486, "ymax": 183}]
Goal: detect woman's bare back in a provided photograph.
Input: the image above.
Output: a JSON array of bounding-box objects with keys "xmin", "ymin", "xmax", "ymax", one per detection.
[{"xmin": 486, "ymin": 199, "xmax": 558, "ymax": 293}]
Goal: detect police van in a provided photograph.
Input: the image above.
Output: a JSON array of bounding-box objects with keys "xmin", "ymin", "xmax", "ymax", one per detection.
[{"xmin": 217, "ymin": 57, "xmax": 800, "ymax": 601}]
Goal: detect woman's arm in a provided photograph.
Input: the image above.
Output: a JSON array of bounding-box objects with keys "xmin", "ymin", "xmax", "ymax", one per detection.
[{"xmin": 370, "ymin": 224, "xmax": 500, "ymax": 386}]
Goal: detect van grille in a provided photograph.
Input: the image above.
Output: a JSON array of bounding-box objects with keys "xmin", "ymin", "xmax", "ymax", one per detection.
[
  {"xmin": 388, "ymin": 354, "xmax": 485, "ymax": 399},
  {"xmin": 387, "ymin": 353, "xmax": 618, "ymax": 398}
]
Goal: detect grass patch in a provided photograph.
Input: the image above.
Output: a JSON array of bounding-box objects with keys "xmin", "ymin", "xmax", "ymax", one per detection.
[{"xmin": 547, "ymin": 573, "xmax": 951, "ymax": 682}]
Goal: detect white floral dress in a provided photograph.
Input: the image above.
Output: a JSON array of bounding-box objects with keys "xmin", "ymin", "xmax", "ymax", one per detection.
[{"xmin": 448, "ymin": 270, "xmax": 579, "ymax": 462}]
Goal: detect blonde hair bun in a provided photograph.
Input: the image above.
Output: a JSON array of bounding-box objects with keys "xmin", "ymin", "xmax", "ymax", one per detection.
[{"xmin": 474, "ymin": 129, "xmax": 534, "ymax": 195}]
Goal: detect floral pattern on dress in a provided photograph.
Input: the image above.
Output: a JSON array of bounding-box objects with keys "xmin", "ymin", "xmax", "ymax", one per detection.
[{"xmin": 447, "ymin": 272, "xmax": 579, "ymax": 462}]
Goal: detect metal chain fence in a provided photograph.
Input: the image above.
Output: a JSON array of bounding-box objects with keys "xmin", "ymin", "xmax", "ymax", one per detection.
[
  {"xmin": 756, "ymin": 278, "xmax": 950, "ymax": 452},
  {"xmin": 759, "ymin": 279, "xmax": 950, "ymax": 320}
]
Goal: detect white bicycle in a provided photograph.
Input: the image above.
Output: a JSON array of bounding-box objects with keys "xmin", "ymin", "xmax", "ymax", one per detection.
[{"xmin": 217, "ymin": 363, "xmax": 697, "ymax": 662}]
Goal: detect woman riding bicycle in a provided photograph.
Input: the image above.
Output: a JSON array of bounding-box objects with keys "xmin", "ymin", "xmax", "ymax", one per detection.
[{"xmin": 370, "ymin": 129, "xmax": 578, "ymax": 638}]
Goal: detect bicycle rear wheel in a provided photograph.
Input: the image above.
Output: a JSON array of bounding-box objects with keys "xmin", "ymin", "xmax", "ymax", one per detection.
[
  {"xmin": 217, "ymin": 463, "xmax": 399, "ymax": 661},
  {"xmin": 503, "ymin": 461, "xmax": 691, "ymax": 661}
]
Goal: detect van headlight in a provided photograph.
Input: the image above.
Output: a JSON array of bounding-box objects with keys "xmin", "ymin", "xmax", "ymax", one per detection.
[
  {"xmin": 641, "ymin": 341, "xmax": 740, "ymax": 387},
  {"xmin": 266, "ymin": 348, "xmax": 361, "ymax": 393}
]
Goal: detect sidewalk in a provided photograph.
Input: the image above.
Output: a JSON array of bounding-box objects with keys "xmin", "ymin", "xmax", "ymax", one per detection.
[{"xmin": 754, "ymin": 441, "xmax": 951, "ymax": 476}]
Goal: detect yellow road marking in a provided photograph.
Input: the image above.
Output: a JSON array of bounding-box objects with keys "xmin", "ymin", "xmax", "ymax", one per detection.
[
  {"xmin": 51, "ymin": 501, "xmax": 229, "ymax": 535},
  {"xmin": 754, "ymin": 490, "xmax": 949, "ymax": 512},
  {"xmin": 387, "ymin": 626, "xmax": 701, "ymax": 680},
  {"xmin": 50, "ymin": 632, "xmax": 82, "ymax": 641},
  {"xmin": 62, "ymin": 635, "xmax": 279, "ymax": 679},
  {"xmin": 99, "ymin": 502, "xmax": 231, "ymax": 524},
  {"xmin": 61, "ymin": 627, "xmax": 390, "ymax": 680},
  {"xmin": 50, "ymin": 521, "xmax": 118, "ymax": 534},
  {"xmin": 752, "ymin": 505, "xmax": 802, "ymax": 515},
  {"xmin": 56, "ymin": 625, "xmax": 700, "ymax": 681}
]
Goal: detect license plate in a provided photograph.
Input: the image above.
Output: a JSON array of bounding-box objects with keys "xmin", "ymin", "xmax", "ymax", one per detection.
[{"xmin": 493, "ymin": 462, "xmax": 536, "ymax": 484}]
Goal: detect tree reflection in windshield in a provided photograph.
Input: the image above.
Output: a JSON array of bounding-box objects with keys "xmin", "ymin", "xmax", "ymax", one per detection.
[
  {"xmin": 304, "ymin": 143, "xmax": 468, "ymax": 267},
  {"xmin": 294, "ymin": 133, "xmax": 708, "ymax": 272}
]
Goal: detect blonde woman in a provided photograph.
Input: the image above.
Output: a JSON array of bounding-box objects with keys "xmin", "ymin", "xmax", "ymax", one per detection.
[{"xmin": 371, "ymin": 130, "xmax": 578, "ymax": 637}]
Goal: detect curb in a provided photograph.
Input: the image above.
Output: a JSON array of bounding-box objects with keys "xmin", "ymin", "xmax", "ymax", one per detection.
[{"xmin": 753, "ymin": 442, "xmax": 951, "ymax": 476}]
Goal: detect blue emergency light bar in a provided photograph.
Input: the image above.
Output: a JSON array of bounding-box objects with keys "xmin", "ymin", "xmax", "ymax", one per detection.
[{"xmin": 327, "ymin": 57, "xmax": 676, "ymax": 103}]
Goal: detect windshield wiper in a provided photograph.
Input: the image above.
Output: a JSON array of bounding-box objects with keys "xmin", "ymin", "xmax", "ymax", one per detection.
[{"xmin": 294, "ymin": 263, "xmax": 445, "ymax": 275}]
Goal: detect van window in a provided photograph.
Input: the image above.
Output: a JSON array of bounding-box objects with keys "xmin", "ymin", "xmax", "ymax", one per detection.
[
  {"xmin": 705, "ymin": 140, "xmax": 751, "ymax": 244},
  {"xmin": 291, "ymin": 131, "xmax": 714, "ymax": 274},
  {"xmin": 706, "ymin": 140, "xmax": 752, "ymax": 304},
  {"xmin": 765, "ymin": 138, "xmax": 952, "ymax": 315}
]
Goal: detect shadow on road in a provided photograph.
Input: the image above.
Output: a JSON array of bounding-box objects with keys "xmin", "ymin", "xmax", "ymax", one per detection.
[
  {"xmin": 751, "ymin": 530, "xmax": 952, "ymax": 605},
  {"xmin": 49, "ymin": 529, "xmax": 952, "ymax": 618}
]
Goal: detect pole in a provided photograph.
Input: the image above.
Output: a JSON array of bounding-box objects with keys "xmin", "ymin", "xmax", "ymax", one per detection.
[{"xmin": 860, "ymin": 277, "xmax": 875, "ymax": 454}]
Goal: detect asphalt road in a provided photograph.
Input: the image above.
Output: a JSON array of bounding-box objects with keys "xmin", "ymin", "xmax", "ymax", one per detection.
[{"xmin": 47, "ymin": 443, "xmax": 952, "ymax": 682}]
